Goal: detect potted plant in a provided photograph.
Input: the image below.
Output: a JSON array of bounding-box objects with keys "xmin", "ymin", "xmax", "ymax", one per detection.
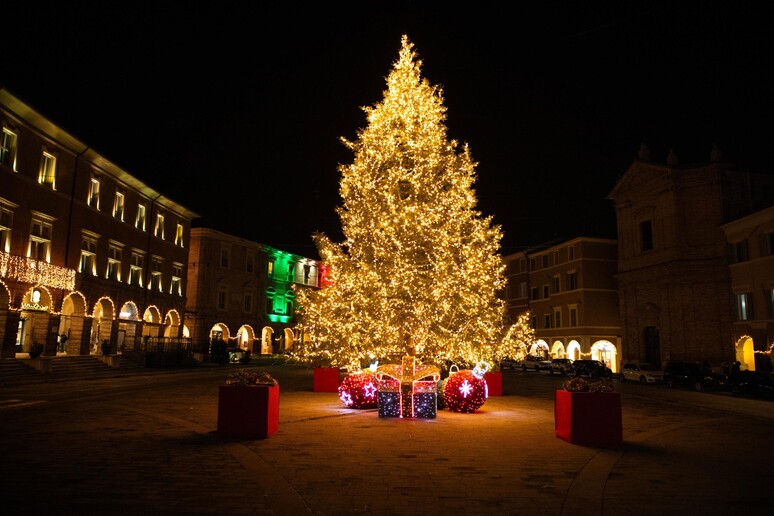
[
  {"xmin": 29, "ymin": 342, "xmax": 44, "ymax": 359},
  {"xmin": 217, "ymin": 369, "xmax": 280, "ymax": 439},
  {"xmin": 555, "ymin": 377, "xmax": 622, "ymax": 446}
]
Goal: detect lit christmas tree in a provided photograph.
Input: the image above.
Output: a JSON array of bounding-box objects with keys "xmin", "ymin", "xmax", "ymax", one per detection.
[{"xmin": 295, "ymin": 36, "xmax": 532, "ymax": 371}]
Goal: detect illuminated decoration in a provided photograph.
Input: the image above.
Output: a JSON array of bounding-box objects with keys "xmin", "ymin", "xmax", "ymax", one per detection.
[
  {"xmin": 472, "ymin": 361, "xmax": 489, "ymax": 379},
  {"xmin": 294, "ymin": 35, "xmax": 523, "ymax": 372},
  {"xmin": 338, "ymin": 371, "xmax": 379, "ymax": 409},
  {"xmin": 443, "ymin": 369, "xmax": 488, "ymax": 413},
  {"xmin": 0, "ymin": 251, "xmax": 75, "ymax": 291},
  {"xmin": 268, "ymin": 314, "xmax": 290, "ymax": 323},
  {"xmin": 375, "ymin": 356, "xmax": 440, "ymax": 418}
]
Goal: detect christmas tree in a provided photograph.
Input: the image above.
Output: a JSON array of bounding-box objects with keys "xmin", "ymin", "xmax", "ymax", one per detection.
[{"xmin": 294, "ymin": 36, "xmax": 532, "ymax": 371}]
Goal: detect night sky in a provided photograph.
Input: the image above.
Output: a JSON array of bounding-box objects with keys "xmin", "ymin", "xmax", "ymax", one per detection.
[{"xmin": 4, "ymin": 2, "xmax": 773, "ymax": 258}]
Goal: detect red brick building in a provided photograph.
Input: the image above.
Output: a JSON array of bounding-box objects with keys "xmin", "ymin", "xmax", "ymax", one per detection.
[{"xmin": 1, "ymin": 89, "xmax": 198, "ymax": 359}]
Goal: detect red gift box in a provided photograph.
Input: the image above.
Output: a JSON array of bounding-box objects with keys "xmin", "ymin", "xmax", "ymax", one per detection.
[
  {"xmin": 313, "ymin": 367, "xmax": 340, "ymax": 392},
  {"xmin": 485, "ymin": 371, "xmax": 502, "ymax": 396},
  {"xmin": 217, "ymin": 384, "xmax": 279, "ymax": 439},
  {"xmin": 554, "ymin": 390, "xmax": 622, "ymax": 446}
]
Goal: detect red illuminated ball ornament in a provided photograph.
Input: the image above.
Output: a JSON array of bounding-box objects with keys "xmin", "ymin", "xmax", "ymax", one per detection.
[
  {"xmin": 442, "ymin": 366, "xmax": 488, "ymax": 413},
  {"xmin": 338, "ymin": 371, "xmax": 379, "ymax": 409}
]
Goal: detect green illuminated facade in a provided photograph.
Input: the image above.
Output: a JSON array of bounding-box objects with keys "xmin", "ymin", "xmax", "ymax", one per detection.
[{"xmin": 184, "ymin": 228, "xmax": 320, "ymax": 358}]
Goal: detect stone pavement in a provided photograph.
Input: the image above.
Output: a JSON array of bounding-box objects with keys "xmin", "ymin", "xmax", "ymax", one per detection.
[{"xmin": 1, "ymin": 364, "xmax": 772, "ymax": 515}]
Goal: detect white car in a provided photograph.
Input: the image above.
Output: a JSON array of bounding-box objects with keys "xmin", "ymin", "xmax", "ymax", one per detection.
[{"xmin": 620, "ymin": 362, "xmax": 664, "ymax": 384}]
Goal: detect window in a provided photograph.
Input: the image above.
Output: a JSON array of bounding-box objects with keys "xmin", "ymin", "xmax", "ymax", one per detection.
[
  {"xmin": 246, "ymin": 252, "xmax": 255, "ymax": 273},
  {"xmin": 519, "ymin": 282, "xmax": 527, "ymax": 298},
  {"xmin": 0, "ymin": 203, "xmax": 13, "ymax": 253},
  {"xmin": 268, "ymin": 260, "xmax": 274, "ymax": 276},
  {"xmin": 768, "ymin": 288, "xmax": 774, "ymax": 319},
  {"xmin": 243, "ymin": 291, "xmax": 253, "ymax": 312},
  {"xmin": 113, "ymin": 191, "xmax": 125, "ymax": 220},
  {"xmin": 568, "ymin": 245, "xmax": 575, "ymax": 261},
  {"xmin": 218, "ymin": 287, "xmax": 227, "ymax": 310},
  {"xmin": 566, "ymin": 271, "xmax": 577, "ymax": 290},
  {"xmin": 170, "ymin": 263, "xmax": 183, "ymax": 296},
  {"xmin": 29, "ymin": 218, "xmax": 52, "ymax": 262},
  {"xmin": 766, "ymin": 233, "xmax": 774, "ymax": 256},
  {"xmin": 1, "ymin": 126, "xmax": 18, "ymax": 170},
  {"xmin": 530, "ymin": 316, "xmax": 537, "ymax": 329},
  {"xmin": 543, "ymin": 313, "xmax": 552, "ymax": 329},
  {"xmin": 79, "ymin": 232, "xmax": 99, "ymax": 276},
  {"xmin": 542, "ymin": 284, "xmax": 550, "ymax": 299},
  {"xmin": 554, "ymin": 308, "xmax": 562, "ymax": 328},
  {"xmin": 220, "ymin": 246, "xmax": 230, "ymax": 268},
  {"xmin": 529, "ymin": 257, "xmax": 536, "ymax": 270},
  {"xmin": 542, "ymin": 255, "xmax": 548, "ymax": 268},
  {"xmin": 154, "ymin": 213, "xmax": 165, "ymax": 239},
  {"xmin": 729, "ymin": 240, "xmax": 749, "ymax": 263},
  {"xmin": 519, "ymin": 258, "xmax": 526, "ymax": 272},
  {"xmin": 174, "ymin": 223, "xmax": 184, "ymax": 246},
  {"xmin": 129, "ymin": 251, "xmax": 144, "ymax": 287},
  {"xmin": 553, "ymin": 250, "xmax": 559, "ymax": 265},
  {"xmin": 39, "ymin": 150, "xmax": 57, "ymax": 188},
  {"xmin": 149, "ymin": 257, "xmax": 163, "ymax": 292},
  {"xmin": 88, "ymin": 176, "xmax": 101, "ymax": 209},
  {"xmin": 106, "ymin": 243, "xmax": 123, "ymax": 281},
  {"xmin": 569, "ymin": 306, "xmax": 578, "ymax": 327},
  {"xmin": 640, "ymin": 220, "xmax": 653, "ymax": 252},
  {"xmin": 530, "ymin": 286, "xmax": 539, "ymax": 300},
  {"xmin": 135, "ymin": 204, "xmax": 146, "ymax": 231},
  {"xmin": 736, "ymin": 292, "xmax": 753, "ymax": 321},
  {"xmin": 552, "ymin": 275, "xmax": 560, "ymax": 294}
]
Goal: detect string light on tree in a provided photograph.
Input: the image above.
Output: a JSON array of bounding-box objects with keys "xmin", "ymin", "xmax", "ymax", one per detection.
[{"xmin": 294, "ymin": 35, "xmax": 532, "ymax": 376}]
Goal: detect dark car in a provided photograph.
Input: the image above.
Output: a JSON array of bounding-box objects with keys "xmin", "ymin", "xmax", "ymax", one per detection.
[
  {"xmin": 728, "ymin": 370, "xmax": 774, "ymax": 400},
  {"xmin": 569, "ymin": 360, "xmax": 612, "ymax": 379},
  {"xmin": 663, "ymin": 361, "xmax": 727, "ymax": 392}
]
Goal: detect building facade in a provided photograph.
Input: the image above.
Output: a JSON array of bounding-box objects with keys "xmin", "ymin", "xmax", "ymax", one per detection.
[
  {"xmin": 184, "ymin": 227, "xmax": 321, "ymax": 358},
  {"xmin": 1, "ymin": 89, "xmax": 199, "ymax": 359},
  {"xmin": 503, "ymin": 237, "xmax": 622, "ymax": 372},
  {"xmin": 608, "ymin": 146, "xmax": 774, "ymax": 369},
  {"xmin": 720, "ymin": 205, "xmax": 774, "ymax": 372}
]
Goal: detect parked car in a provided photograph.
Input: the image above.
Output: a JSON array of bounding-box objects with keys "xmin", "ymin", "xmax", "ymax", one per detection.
[
  {"xmin": 499, "ymin": 357, "xmax": 520, "ymax": 370},
  {"xmin": 548, "ymin": 358, "xmax": 574, "ymax": 375},
  {"xmin": 619, "ymin": 362, "xmax": 664, "ymax": 384},
  {"xmin": 728, "ymin": 370, "xmax": 774, "ymax": 400},
  {"xmin": 517, "ymin": 355, "xmax": 552, "ymax": 372},
  {"xmin": 663, "ymin": 361, "xmax": 727, "ymax": 392},
  {"xmin": 569, "ymin": 359, "xmax": 613, "ymax": 379}
]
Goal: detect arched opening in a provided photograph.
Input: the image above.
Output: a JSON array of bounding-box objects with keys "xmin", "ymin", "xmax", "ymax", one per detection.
[
  {"xmin": 735, "ymin": 336, "xmax": 756, "ymax": 372},
  {"xmin": 591, "ymin": 340, "xmax": 618, "ymax": 373},
  {"xmin": 550, "ymin": 340, "xmax": 566, "ymax": 358},
  {"xmin": 261, "ymin": 326, "xmax": 274, "ymax": 355},
  {"xmin": 530, "ymin": 340, "xmax": 549, "ymax": 359},
  {"xmin": 566, "ymin": 340, "xmax": 581, "ymax": 361}
]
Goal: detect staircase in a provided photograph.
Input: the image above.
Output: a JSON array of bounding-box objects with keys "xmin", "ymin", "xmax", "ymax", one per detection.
[
  {"xmin": 0, "ymin": 358, "xmax": 41, "ymax": 385},
  {"xmin": 0, "ymin": 355, "xmax": 147, "ymax": 385}
]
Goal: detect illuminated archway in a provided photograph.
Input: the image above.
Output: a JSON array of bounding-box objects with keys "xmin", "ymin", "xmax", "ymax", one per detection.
[
  {"xmin": 210, "ymin": 322, "xmax": 230, "ymax": 343},
  {"xmin": 735, "ymin": 335, "xmax": 755, "ymax": 371},
  {"xmin": 591, "ymin": 340, "xmax": 618, "ymax": 373},
  {"xmin": 164, "ymin": 310, "xmax": 181, "ymax": 338},
  {"xmin": 550, "ymin": 340, "xmax": 566, "ymax": 358},
  {"xmin": 59, "ymin": 292, "xmax": 87, "ymax": 354},
  {"xmin": 91, "ymin": 297, "xmax": 116, "ymax": 354},
  {"xmin": 143, "ymin": 305, "xmax": 162, "ymax": 324},
  {"xmin": 235, "ymin": 325, "xmax": 256, "ymax": 351},
  {"xmin": 566, "ymin": 340, "xmax": 581, "ymax": 360},
  {"xmin": 261, "ymin": 326, "xmax": 274, "ymax": 355},
  {"xmin": 0, "ymin": 279, "xmax": 11, "ymax": 309},
  {"xmin": 530, "ymin": 339, "xmax": 549, "ymax": 359},
  {"xmin": 284, "ymin": 327, "xmax": 294, "ymax": 351}
]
